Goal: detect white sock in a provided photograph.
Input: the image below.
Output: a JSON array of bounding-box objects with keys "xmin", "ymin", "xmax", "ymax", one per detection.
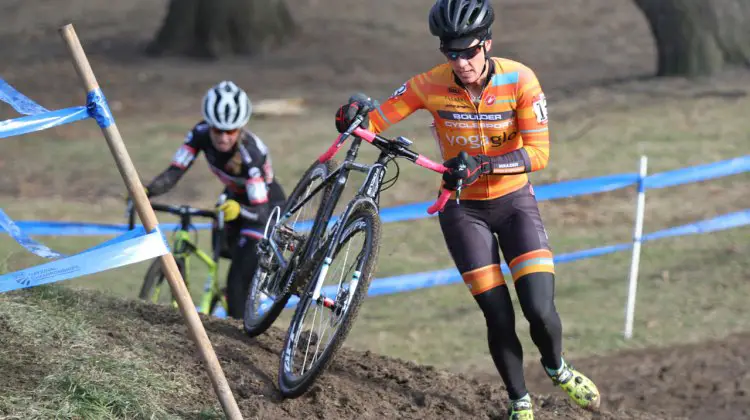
[{"xmin": 513, "ymin": 393, "xmax": 531, "ymax": 403}]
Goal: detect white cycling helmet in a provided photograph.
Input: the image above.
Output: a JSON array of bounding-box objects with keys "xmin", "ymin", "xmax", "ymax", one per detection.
[{"xmin": 202, "ymin": 81, "xmax": 252, "ymax": 131}]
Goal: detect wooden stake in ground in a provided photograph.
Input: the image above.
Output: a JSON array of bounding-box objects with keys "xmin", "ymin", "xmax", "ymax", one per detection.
[{"xmin": 58, "ymin": 23, "xmax": 244, "ymax": 420}]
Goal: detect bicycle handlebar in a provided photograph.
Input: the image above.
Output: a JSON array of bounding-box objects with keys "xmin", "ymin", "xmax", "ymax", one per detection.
[
  {"xmin": 150, "ymin": 203, "xmax": 217, "ymax": 219},
  {"xmin": 318, "ymin": 123, "xmax": 457, "ymax": 214},
  {"xmin": 126, "ymin": 200, "xmax": 218, "ymax": 230}
]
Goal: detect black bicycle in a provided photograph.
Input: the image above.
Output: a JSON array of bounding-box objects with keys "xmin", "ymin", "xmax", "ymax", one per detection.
[{"xmin": 242, "ymin": 99, "xmax": 458, "ymax": 398}]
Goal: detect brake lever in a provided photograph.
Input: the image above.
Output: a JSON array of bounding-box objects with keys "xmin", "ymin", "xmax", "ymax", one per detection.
[
  {"xmin": 455, "ymin": 162, "xmax": 466, "ymax": 205},
  {"xmin": 344, "ymin": 94, "xmax": 378, "ymax": 135},
  {"xmin": 338, "ymin": 113, "xmax": 367, "ymax": 145}
]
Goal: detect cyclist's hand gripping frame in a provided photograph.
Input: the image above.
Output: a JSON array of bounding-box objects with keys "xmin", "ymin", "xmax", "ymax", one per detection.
[{"xmin": 318, "ymin": 105, "xmax": 458, "ymax": 214}]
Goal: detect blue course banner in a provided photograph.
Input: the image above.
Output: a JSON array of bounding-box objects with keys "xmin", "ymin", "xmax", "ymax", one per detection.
[
  {"xmin": 0, "ymin": 226, "xmax": 170, "ymax": 294},
  {"xmin": 0, "ymin": 106, "xmax": 90, "ymax": 139},
  {"xmin": 0, "ymin": 209, "xmax": 66, "ymax": 259},
  {"xmin": 0, "ymin": 79, "xmax": 50, "ymax": 115},
  {"xmin": 378, "ymin": 156, "xmax": 749, "ymax": 225},
  {"xmin": 644, "ymin": 155, "xmax": 750, "ymax": 190},
  {"xmin": 249, "ymin": 209, "xmax": 749, "ymax": 317},
  {"xmin": 0, "ymin": 77, "xmax": 93, "ymax": 139},
  {"xmin": 0, "ymin": 158, "xmax": 747, "ymax": 238}
]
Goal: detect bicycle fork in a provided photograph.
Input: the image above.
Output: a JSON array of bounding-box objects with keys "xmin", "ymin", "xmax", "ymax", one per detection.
[
  {"xmin": 311, "ymin": 257, "xmax": 361, "ymax": 318},
  {"xmin": 307, "ymin": 199, "xmax": 373, "ymax": 316}
]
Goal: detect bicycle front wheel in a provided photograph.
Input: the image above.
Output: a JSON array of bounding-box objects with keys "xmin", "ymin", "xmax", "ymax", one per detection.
[
  {"xmin": 138, "ymin": 257, "xmax": 185, "ymax": 304},
  {"xmin": 243, "ymin": 159, "xmax": 337, "ymax": 337},
  {"xmin": 278, "ymin": 204, "xmax": 381, "ymax": 398}
]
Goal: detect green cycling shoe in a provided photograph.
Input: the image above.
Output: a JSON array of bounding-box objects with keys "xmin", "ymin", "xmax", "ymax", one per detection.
[
  {"xmin": 545, "ymin": 359, "xmax": 600, "ymax": 411},
  {"xmin": 507, "ymin": 395, "xmax": 534, "ymax": 420}
]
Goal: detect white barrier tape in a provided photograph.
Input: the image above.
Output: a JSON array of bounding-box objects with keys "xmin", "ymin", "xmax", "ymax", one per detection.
[{"xmin": 0, "ymin": 227, "xmax": 169, "ymax": 293}]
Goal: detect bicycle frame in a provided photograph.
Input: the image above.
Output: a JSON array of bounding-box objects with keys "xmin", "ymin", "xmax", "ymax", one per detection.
[
  {"xmin": 131, "ymin": 199, "xmax": 227, "ymax": 315},
  {"xmin": 169, "ymin": 230, "xmax": 222, "ymax": 314},
  {"xmin": 267, "ymin": 137, "xmax": 381, "ymax": 285},
  {"xmin": 264, "ymin": 121, "xmax": 454, "ymax": 306}
]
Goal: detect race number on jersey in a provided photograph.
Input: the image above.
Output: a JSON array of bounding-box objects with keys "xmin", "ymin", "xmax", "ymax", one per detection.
[
  {"xmin": 532, "ymin": 93, "xmax": 548, "ymax": 124},
  {"xmin": 246, "ymin": 167, "xmax": 269, "ymax": 204},
  {"xmin": 171, "ymin": 145, "xmax": 196, "ymax": 169}
]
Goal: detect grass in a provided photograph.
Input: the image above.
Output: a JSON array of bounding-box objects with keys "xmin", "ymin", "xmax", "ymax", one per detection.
[
  {"xmin": 0, "ymin": 286, "xmax": 217, "ymax": 420},
  {"xmin": 345, "ymin": 227, "xmax": 749, "ymax": 373},
  {"xmin": 1, "ymin": 85, "xmax": 749, "ymax": 379}
]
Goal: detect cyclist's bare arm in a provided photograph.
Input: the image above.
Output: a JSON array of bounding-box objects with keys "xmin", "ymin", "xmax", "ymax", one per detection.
[{"xmin": 485, "ymin": 67, "xmax": 550, "ymax": 175}]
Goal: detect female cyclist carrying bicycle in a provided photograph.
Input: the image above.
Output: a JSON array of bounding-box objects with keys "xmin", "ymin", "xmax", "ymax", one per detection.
[
  {"xmin": 334, "ymin": 1, "xmax": 600, "ymax": 418},
  {"xmin": 142, "ymin": 80, "xmax": 286, "ymax": 320}
]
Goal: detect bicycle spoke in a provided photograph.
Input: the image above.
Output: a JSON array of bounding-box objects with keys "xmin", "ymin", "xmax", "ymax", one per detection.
[
  {"xmin": 290, "ymin": 229, "xmax": 365, "ymax": 376},
  {"xmin": 290, "ymin": 183, "xmax": 317, "ymax": 232},
  {"xmin": 245, "ymin": 161, "xmax": 337, "ymax": 338},
  {"xmin": 300, "ymin": 300, "xmax": 319, "ymax": 374}
]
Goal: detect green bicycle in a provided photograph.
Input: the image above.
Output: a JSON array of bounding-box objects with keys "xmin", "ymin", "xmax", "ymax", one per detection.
[{"xmin": 126, "ymin": 196, "xmax": 229, "ymax": 316}]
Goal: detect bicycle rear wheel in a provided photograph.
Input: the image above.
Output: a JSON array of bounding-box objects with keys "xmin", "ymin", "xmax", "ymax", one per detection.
[
  {"xmin": 278, "ymin": 204, "xmax": 381, "ymax": 398},
  {"xmin": 243, "ymin": 159, "xmax": 337, "ymax": 337},
  {"xmin": 138, "ymin": 257, "xmax": 185, "ymax": 304}
]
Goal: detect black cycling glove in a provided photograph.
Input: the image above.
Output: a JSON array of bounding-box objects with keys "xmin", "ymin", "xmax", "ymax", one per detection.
[
  {"xmin": 442, "ymin": 151, "xmax": 491, "ymax": 190},
  {"xmin": 334, "ymin": 93, "xmax": 378, "ymax": 133}
]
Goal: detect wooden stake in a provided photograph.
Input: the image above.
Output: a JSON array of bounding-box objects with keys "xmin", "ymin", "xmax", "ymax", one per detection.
[{"xmin": 58, "ymin": 23, "xmax": 243, "ymax": 420}]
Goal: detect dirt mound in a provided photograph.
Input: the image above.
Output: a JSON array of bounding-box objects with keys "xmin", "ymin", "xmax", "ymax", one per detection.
[
  {"xmin": 118, "ymin": 295, "xmax": 676, "ymax": 419},
  {"xmin": 1, "ymin": 286, "xmax": 664, "ymax": 419},
  {"xmin": 525, "ymin": 333, "xmax": 750, "ymax": 420}
]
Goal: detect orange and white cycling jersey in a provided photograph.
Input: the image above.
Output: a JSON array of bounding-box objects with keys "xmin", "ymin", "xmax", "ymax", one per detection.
[{"xmin": 367, "ymin": 57, "xmax": 550, "ymax": 200}]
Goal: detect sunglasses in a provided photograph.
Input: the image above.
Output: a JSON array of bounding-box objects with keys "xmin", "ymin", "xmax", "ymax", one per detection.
[
  {"xmin": 210, "ymin": 127, "xmax": 240, "ymax": 136},
  {"xmin": 440, "ymin": 42, "xmax": 485, "ymax": 61}
]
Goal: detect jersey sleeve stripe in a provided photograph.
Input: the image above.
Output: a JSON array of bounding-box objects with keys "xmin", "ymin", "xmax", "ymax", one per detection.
[
  {"xmin": 520, "ymin": 127, "xmax": 549, "ymax": 134},
  {"xmin": 375, "ymin": 107, "xmax": 393, "ymax": 125}
]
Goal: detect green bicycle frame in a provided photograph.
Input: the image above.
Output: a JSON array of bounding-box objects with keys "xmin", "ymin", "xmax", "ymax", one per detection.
[{"xmin": 155, "ymin": 229, "xmax": 227, "ymax": 315}]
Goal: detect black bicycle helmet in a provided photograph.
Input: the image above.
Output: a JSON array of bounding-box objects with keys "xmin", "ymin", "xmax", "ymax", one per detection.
[{"xmin": 429, "ymin": 0, "xmax": 494, "ymax": 47}]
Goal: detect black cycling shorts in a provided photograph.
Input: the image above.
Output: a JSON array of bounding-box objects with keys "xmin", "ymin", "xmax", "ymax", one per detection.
[{"xmin": 438, "ymin": 183, "xmax": 554, "ymax": 295}]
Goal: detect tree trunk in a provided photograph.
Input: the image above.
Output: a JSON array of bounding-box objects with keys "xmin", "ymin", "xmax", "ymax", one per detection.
[
  {"xmin": 633, "ymin": 0, "xmax": 750, "ymax": 76},
  {"xmin": 146, "ymin": 0, "xmax": 297, "ymax": 59}
]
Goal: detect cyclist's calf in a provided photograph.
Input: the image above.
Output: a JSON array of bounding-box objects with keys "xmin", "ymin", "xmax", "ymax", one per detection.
[
  {"xmin": 474, "ymin": 285, "xmax": 527, "ymax": 400},
  {"xmin": 515, "ymin": 272, "xmax": 563, "ymax": 370}
]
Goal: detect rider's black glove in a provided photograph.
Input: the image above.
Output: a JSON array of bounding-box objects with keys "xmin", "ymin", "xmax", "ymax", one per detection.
[
  {"xmin": 334, "ymin": 93, "xmax": 377, "ymax": 134},
  {"xmin": 441, "ymin": 151, "xmax": 491, "ymax": 191}
]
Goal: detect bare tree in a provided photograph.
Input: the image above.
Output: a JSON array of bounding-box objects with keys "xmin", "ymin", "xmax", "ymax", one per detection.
[
  {"xmin": 146, "ymin": 0, "xmax": 297, "ymax": 59},
  {"xmin": 633, "ymin": 0, "xmax": 750, "ymax": 76}
]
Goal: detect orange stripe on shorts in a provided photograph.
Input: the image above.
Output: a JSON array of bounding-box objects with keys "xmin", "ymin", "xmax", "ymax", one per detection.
[
  {"xmin": 509, "ymin": 249, "xmax": 555, "ymax": 282},
  {"xmin": 462, "ymin": 264, "xmax": 505, "ymax": 295}
]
